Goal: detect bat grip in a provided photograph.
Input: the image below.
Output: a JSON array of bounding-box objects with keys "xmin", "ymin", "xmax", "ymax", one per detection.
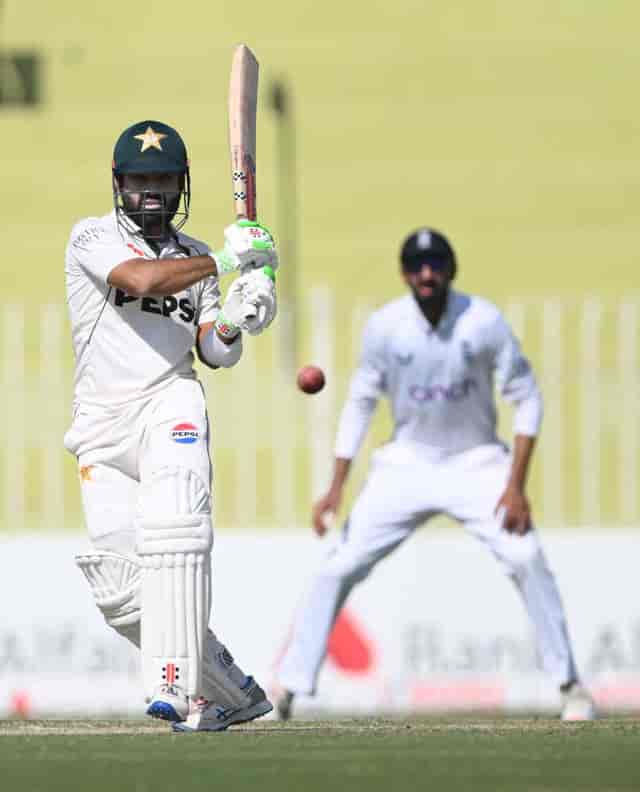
[{"xmin": 235, "ymin": 207, "xmax": 258, "ymax": 320}]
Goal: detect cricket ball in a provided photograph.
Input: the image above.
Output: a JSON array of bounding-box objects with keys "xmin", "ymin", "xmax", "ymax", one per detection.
[{"xmin": 297, "ymin": 365, "xmax": 326, "ymax": 394}]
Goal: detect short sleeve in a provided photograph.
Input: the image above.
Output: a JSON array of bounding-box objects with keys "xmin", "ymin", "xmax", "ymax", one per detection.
[{"xmin": 66, "ymin": 221, "xmax": 135, "ymax": 286}]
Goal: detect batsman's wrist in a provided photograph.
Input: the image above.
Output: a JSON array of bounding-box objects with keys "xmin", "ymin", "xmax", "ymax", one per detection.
[
  {"xmin": 212, "ymin": 247, "xmax": 239, "ymax": 276},
  {"xmin": 214, "ymin": 314, "xmax": 241, "ymax": 340}
]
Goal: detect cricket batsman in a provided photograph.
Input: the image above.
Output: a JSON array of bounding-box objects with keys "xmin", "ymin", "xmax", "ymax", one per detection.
[
  {"xmin": 64, "ymin": 120, "xmax": 277, "ymax": 732},
  {"xmin": 275, "ymin": 228, "xmax": 596, "ymax": 722}
]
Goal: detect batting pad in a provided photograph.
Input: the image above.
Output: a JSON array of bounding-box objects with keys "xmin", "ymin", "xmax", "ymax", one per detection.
[
  {"xmin": 75, "ymin": 550, "xmax": 142, "ymax": 646},
  {"xmin": 136, "ymin": 467, "xmax": 213, "ymax": 699}
]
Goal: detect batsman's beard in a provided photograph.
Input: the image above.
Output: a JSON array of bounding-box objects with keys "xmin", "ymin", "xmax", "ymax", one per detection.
[{"xmin": 114, "ymin": 186, "xmax": 190, "ymax": 240}]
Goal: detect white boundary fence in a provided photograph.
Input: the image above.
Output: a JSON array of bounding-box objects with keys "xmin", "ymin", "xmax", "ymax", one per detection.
[
  {"xmin": 3, "ymin": 531, "xmax": 640, "ymax": 716},
  {"xmin": 1, "ymin": 292, "xmax": 638, "ymax": 532}
]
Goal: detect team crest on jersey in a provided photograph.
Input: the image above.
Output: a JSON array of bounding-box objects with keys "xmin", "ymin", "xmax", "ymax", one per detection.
[
  {"xmin": 461, "ymin": 341, "xmax": 475, "ymax": 366},
  {"xmin": 171, "ymin": 422, "xmax": 199, "ymax": 444},
  {"xmin": 394, "ymin": 352, "xmax": 413, "ymax": 366}
]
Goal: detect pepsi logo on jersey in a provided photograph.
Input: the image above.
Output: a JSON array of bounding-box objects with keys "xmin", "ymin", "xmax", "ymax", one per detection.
[
  {"xmin": 171, "ymin": 423, "xmax": 199, "ymax": 444},
  {"xmin": 114, "ymin": 289, "xmax": 196, "ymax": 324}
]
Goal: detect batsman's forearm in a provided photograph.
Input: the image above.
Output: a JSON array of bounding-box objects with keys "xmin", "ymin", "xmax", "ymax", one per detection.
[
  {"xmin": 143, "ymin": 256, "xmax": 218, "ymax": 295},
  {"xmin": 109, "ymin": 256, "xmax": 218, "ymax": 297},
  {"xmin": 507, "ymin": 434, "xmax": 536, "ymax": 490}
]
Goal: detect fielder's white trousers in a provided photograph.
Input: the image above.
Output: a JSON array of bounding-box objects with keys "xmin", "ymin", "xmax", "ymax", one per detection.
[{"xmin": 278, "ymin": 443, "xmax": 580, "ymax": 695}]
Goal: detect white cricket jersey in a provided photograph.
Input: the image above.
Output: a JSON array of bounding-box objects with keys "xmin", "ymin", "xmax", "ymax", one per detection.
[
  {"xmin": 334, "ymin": 290, "xmax": 543, "ymax": 460},
  {"xmin": 65, "ymin": 210, "xmax": 220, "ymax": 409}
]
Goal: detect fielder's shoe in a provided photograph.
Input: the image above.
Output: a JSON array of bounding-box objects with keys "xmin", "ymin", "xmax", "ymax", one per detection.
[
  {"xmin": 275, "ymin": 688, "xmax": 294, "ymax": 721},
  {"xmin": 146, "ymin": 684, "xmax": 189, "ymax": 723},
  {"xmin": 172, "ymin": 677, "xmax": 273, "ymax": 733},
  {"xmin": 561, "ymin": 682, "xmax": 597, "ymax": 721}
]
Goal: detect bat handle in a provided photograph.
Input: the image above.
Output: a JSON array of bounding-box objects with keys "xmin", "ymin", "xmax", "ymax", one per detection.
[{"xmin": 236, "ymin": 208, "xmax": 257, "ymax": 222}]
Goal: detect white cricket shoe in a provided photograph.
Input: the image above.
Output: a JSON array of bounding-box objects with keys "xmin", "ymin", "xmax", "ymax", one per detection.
[
  {"xmin": 146, "ymin": 684, "xmax": 189, "ymax": 723},
  {"xmin": 561, "ymin": 683, "xmax": 597, "ymax": 721},
  {"xmin": 172, "ymin": 677, "xmax": 273, "ymax": 733}
]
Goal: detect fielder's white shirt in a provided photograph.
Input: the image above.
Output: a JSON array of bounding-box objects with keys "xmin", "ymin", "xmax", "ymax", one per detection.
[
  {"xmin": 65, "ymin": 210, "xmax": 220, "ymax": 409},
  {"xmin": 334, "ymin": 290, "xmax": 543, "ymax": 460}
]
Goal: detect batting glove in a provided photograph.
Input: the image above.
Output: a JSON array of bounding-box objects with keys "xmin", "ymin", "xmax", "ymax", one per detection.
[
  {"xmin": 212, "ymin": 220, "xmax": 279, "ymax": 276},
  {"xmin": 240, "ymin": 266, "xmax": 278, "ymax": 335},
  {"xmin": 214, "ymin": 266, "xmax": 277, "ymax": 339}
]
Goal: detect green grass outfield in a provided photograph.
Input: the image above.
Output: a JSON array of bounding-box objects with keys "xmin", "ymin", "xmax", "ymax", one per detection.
[{"xmin": 3, "ymin": 717, "xmax": 640, "ymax": 792}]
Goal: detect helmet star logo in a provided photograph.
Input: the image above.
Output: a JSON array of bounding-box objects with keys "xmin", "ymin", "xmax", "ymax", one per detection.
[{"xmin": 134, "ymin": 126, "xmax": 167, "ymax": 153}]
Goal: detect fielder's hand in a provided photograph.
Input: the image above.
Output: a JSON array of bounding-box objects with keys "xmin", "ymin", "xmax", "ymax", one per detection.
[
  {"xmin": 215, "ymin": 267, "xmax": 277, "ymax": 339},
  {"xmin": 495, "ymin": 485, "xmax": 532, "ymax": 535},
  {"xmin": 312, "ymin": 489, "xmax": 341, "ymax": 537},
  {"xmin": 212, "ymin": 220, "xmax": 279, "ymax": 276}
]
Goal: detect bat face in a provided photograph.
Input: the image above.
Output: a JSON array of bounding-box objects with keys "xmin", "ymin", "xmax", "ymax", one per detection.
[{"xmin": 228, "ymin": 44, "xmax": 259, "ymax": 222}]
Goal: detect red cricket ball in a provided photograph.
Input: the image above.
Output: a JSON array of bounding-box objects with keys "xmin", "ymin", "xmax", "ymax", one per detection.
[{"xmin": 297, "ymin": 365, "xmax": 326, "ymax": 394}]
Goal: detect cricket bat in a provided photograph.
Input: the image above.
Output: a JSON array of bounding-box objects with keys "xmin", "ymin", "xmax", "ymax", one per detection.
[
  {"xmin": 228, "ymin": 43, "xmax": 260, "ymax": 320},
  {"xmin": 228, "ymin": 43, "xmax": 258, "ymax": 223}
]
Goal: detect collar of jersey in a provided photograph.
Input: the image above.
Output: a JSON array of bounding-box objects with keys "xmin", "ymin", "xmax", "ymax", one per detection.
[{"xmin": 113, "ymin": 209, "xmax": 182, "ymax": 258}]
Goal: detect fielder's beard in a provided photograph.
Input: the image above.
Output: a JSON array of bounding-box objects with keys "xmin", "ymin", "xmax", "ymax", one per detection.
[
  {"xmin": 412, "ymin": 284, "xmax": 450, "ymax": 326},
  {"xmin": 413, "ymin": 282, "xmax": 448, "ymax": 309}
]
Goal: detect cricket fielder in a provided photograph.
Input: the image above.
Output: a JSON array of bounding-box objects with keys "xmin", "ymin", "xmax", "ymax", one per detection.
[
  {"xmin": 65, "ymin": 120, "xmax": 277, "ymax": 732},
  {"xmin": 276, "ymin": 228, "xmax": 596, "ymax": 722}
]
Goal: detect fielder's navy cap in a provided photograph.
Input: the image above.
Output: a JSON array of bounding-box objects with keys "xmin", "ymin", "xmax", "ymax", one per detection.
[{"xmin": 400, "ymin": 228, "xmax": 456, "ymax": 276}]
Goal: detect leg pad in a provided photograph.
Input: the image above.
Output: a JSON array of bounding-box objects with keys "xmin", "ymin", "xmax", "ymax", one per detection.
[{"xmin": 76, "ymin": 551, "xmax": 142, "ymax": 646}]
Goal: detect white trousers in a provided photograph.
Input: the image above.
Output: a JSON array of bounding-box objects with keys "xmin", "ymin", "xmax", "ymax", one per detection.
[
  {"xmin": 66, "ymin": 378, "xmax": 253, "ymax": 703},
  {"xmin": 65, "ymin": 378, "xmax": 212, "ymax": 555},
  {"xmin": 278, "ymin": 443, "xmax": 580, "ymax": 695}
]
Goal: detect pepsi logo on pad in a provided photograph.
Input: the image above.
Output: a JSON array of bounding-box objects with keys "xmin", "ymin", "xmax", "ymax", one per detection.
[{"xmin": 171, "ymin": 422, "xmax": 199, "ymax": 444}]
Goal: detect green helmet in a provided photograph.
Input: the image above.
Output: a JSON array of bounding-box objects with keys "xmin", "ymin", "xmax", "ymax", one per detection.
[
  {"xmin": 113, "ymin": 120, "xmax": 189, "ymax": 174},
  {"xmin": 112, "ymin": 120, "xmax": 191, "ymax": 237}
]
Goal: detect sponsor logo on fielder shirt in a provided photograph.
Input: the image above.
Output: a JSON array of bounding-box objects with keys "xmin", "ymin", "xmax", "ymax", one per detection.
[
  {"xmin": 171, "ymin": 422, "xmax": 199, "ymax": 444},
  {"xmin": 409, "ymin": 377, "xmax": 478, "ymax": 403}
]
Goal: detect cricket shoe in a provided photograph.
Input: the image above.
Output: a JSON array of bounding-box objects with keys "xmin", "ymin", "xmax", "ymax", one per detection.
[
  {"xmin": 172, "ymin": 677, "xmax": 273, "ymax": 733},
  {"xmin": 274, "ymin": 686, "xmax": 295, "ymax": 721},
  {"xmin": 146, "ymin": 684, "xmax": 189, "ymax": 723},
  {"xmin": 561, "ymin": 682, "xmax": 597, "ymax": 721}
]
